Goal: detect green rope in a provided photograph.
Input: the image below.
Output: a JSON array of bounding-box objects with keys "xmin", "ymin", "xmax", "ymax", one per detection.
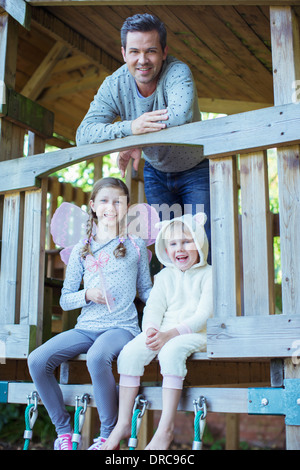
[
  {"xmin": 72, "ymin": 406, "xmax": 84, "ymax": 450},
  {"xmin": 129, "ymin": 409, "xmax": 140, "ymax": 450},
  {"xmin": 23, "ymin": 404, "xmax": 34, "ymax": 450},
  {"xmin": 194, "ymin": 410, "xmax": 203, "ymax": 443}
]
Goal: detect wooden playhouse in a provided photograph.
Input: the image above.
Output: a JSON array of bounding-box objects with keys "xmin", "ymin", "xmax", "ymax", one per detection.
[{"xmin": 0, "ymin": 0, "xmax": 300, "ymax": 450}]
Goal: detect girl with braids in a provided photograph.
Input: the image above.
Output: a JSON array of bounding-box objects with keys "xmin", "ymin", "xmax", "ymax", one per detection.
[{"xmin": 28, "ymin": 177, "xmax": 152, "ymax": 450}]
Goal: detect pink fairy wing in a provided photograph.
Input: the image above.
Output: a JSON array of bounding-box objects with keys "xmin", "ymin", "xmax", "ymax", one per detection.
[
  {"xmin": 50, "ymin": 202, "xmax": 89, "ymax": 248},
  {"xmin": 127, "ymin": 203, "xmax": 160, "ymax": 246},
  {"xmin": 60, "ymin": 247, "xmax": 74, "ymax": 265}
]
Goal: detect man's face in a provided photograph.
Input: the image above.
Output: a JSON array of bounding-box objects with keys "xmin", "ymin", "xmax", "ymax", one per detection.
[{"xmin": 121, "ymin": 30, "xmax": 168, "ymax": 95}]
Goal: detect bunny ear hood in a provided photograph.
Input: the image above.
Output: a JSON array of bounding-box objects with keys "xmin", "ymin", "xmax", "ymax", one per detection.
[{"xmin": 155, "ymin": 212, "xmax": 209, "ymax": 268}]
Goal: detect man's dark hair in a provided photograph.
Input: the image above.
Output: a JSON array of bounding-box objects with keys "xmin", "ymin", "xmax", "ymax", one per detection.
[{"xmin": 121, "ymin": 14, "xmax": 167, "ymax": 51}]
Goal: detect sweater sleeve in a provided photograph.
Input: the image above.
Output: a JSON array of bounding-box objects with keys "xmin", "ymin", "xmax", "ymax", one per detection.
[
  {"xmin": 162, "ymin": 62, "xmax": 199, "ymax": 129},
  {"xmin": 76, "ymin": 78, "xmax": 132, "ymax": 145},
  {"xmin": 59, "ymin": 245, "xmax": 89, "ymax": 311},
  {"xmin": 136, "ymin": 240, "xmax": 153, "ymax": 304}
]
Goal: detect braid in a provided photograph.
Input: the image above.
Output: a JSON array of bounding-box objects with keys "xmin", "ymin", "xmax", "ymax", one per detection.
[
  {"xmin": 81, "ymin": 209, "xmax": 95, "ymax": 259},
  {"xmin": 113, "ymin": 240, "xmax": 127, "ymax": 258},
  {"xmin": 113, "ymin": 217, "xmax": 127, "ymax": 259}
]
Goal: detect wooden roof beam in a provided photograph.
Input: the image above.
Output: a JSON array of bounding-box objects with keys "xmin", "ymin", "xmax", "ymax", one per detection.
[
  {"xmin": 26, "ymin": 1, "xmax": 300, "ymax": 6},
  {"xmin": 21, "ymin": 41, "xmax": 70, "ymax": 100},
  {"xmin": 38, "ymin": 67, "xmax": 108, "ymax": 102},
  {"xmin": 30, "ymin": 6, "xmax": 121, "ymax": 72}
]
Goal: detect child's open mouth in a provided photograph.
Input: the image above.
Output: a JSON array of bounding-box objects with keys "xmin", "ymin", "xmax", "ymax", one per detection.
[{"xmin": 176, "ymin": 255, "xmax": 188, "ymax": 263}]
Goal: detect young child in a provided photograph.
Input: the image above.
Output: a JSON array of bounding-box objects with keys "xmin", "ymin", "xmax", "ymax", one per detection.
[
  {"xmin": 102, "ymin": 212, "xmax": 213, "ymax": 450},
  {"xmin": 28, "ymin": 177, "xmax": 152, "ymax": 450}
]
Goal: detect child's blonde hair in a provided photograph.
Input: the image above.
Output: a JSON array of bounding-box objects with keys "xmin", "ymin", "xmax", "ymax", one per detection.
[{"xmin": 81, "ymin": 177, "xmax": 130, "ymax": 260}]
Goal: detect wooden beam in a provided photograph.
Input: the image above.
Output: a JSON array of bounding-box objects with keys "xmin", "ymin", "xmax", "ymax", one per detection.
[
  {"xmin": 270, "ymin": 6, "xmax": 300, "ymax": 450},
  {"xmin": 239, "ymin": 150, "xmax": 274, "ymax": 316},
  {"xmin": 21, "ymin": 41, "xmax": 70, "ymax": 101},
  {"xmin": 0, "ymin": 101, "xmax": 299, "ymax": 193},
  {"xmin": 0, "ymin": 87, "xmax": 54, "ymax": 137},
  {"xmin": 25, "ymin": 1, "xmax": 300, "ymax": 6},
  {"xmin": 7, "ymin": 381, "xmax": 250, "ymax": 414},
  {"xmin": 38, "ymin": 67, "xmax": 108, "ymax": 102},
  {"xmin": 210, "ymin": 157, "xmax": 241, "ymax": 318},
  {"xmin": 207, "ymin": 315, "xmax": 300, "ymax": 359},
  {"xmin": 198, "ymin": 98, "xmax": 272, "ymax": 115},
  {"xmin": 31, "ymin": 6, "xmax": 121, "ymax": 72},
  {"xmin": 0, "ymin": 324, "xmax": 31, "ymax": 359},
  {"xmin": 0, "ymin": 0, "xmax": 30, "ymax": 29}
]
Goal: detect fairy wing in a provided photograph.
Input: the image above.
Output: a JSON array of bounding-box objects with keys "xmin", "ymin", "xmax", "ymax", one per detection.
[
  {"xmin": 50, "ymin": 202, "xmax": 96, "ymax": 264},
  {"xmin": 50, "ymin": 202, "xmax": 89, "ymax": 247},
  {"xmin": 127, "ymin": 203, "xmax": 160, "ymax": 246}
]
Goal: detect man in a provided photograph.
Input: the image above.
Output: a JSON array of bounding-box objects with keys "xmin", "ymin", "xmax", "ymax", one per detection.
[{"xmin": 76, "ymin": 13, "xmax": 211, "ymax": 262}]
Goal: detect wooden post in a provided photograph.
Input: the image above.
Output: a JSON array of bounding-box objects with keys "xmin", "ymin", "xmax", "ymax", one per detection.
[
  {"xmin": 239, "ymin": 150, "xmax": 274, "ymax": 316},
  {"xmin": 270, "ymin": 6, "xmax": 300, "ymax": 450},
  {"xmin": 210, "ymin": 157, "xmax": 241, "ymax": 318},
  {"xmin": 0, "ymin": 13, "xmax": 25, "ymax": 325}
]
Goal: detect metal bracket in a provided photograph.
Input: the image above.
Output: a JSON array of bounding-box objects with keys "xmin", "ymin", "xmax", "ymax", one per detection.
[
  {"xmin": 248, "ymin": 379, "xmax": 300, "ymax": 425},
  {"xmin": 0, "ymin": 382, "xmax": 8, "ymax": 403}
]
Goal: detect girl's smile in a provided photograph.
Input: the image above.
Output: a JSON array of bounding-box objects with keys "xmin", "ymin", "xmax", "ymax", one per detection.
[{"xmin": 90, "ymin": 187, "xmax": 129, "ymax": 237}]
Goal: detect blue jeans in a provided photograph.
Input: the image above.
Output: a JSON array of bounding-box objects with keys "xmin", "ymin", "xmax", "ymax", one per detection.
[{"xmin": 144, "ymin": 159, "xmax": 211, "ymax": 264}]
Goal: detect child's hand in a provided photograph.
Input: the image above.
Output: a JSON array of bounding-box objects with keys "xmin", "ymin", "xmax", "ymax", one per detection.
[
  {"xmin": 85, "ymin": 288, "xmax": 106, "ymax": 304},
  {"xmin": 145, "ymin": 329, "xmax": 179, "ymax": 351}
]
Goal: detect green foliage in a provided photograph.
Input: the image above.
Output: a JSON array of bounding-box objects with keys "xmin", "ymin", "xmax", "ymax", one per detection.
[{"xmin": 50, "ymin": 154, "xmax": 122, "ymax": 193}]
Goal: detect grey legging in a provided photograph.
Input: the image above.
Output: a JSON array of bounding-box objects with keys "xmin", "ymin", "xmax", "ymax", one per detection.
[{"xmin": 27, "ymin": 328, "xmax": 134, "ymax": 437}]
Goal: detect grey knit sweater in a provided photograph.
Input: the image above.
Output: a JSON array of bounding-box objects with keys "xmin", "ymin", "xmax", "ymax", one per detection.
[{"xmin": 76, "ymin": 56, "xmax": 203, "ymax": 172}]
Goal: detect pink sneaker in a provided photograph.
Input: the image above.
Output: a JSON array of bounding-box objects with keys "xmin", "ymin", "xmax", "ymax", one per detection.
[
  {"xmin": 88, "ymin": 436, "xmax": 106, "ymax": 450},
  {"xmin": 54, "ymin": 433, "xmax": 73, "ymax": 450}
]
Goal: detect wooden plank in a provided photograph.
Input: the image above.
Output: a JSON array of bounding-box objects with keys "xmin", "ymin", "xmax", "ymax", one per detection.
[
  {"xmin": 0, "ymin": 87, "xmax": 54, "ymax": 137},
  {"xmin": 270, "ymin": 6, "xmax": 300, "ymax": 450},
  {"xmin": 7, "ymin": 381, "xmax": 249, "ymax": 414},
  {"xmin": 1, "ymin": 101, "xmax": 300, "ymax": 193},
  {"xmin": 198, "ymin": 98, "xmax": 272, "ymax": 115},
  {"xmin": 26, "ymin": 1, "xmax": 300, "ymax": 6},
  {"xmin": 207, "ymin": 315, "xmax": 300, "ymax": 359},
  {"xmin": 20, "ymin": 185, "xmax": 47, "ymax": 329},
  {"xmin": 0, "ymin": 324, "xmax": 31, "ymax": 359},
  {"xmin": 21, "ymin": 41, "xmax": 70, "ymax": 101},
  {"xmin": 271, "ymin": 8, "xmax": 300, "ymax": 319},
  {"xmin": 0, "ymin": 0, "xmax": 31, "ymax": 29},
  {"xmin": 31, "ymin": 7, "xmax": 121, "ymax": 71},
  {"xmin": 0, "ymin": 193, "xmax": 21, "ymax": 323},
  {"xmin": 210, "ymin": 157, "xmax": 241, "ymax": 317},
  {"xmin": 239, "ymin": 151, "xmax": 274, "ymax": 316}
]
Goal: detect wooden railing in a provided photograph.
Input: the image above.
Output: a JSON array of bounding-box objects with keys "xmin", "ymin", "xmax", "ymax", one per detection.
[{"xmin": 0, "ymin": 102, "xmax": 300, "ymax": 359}]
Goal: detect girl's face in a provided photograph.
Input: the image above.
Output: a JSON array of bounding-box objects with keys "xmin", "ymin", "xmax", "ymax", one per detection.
[
  {"xmin": 90, "ymin": 186, "xmax": 128, "ymax": 231},
  {"xmin": 165, "ymin": 224, "xmax": 199, "ymax": 272}
]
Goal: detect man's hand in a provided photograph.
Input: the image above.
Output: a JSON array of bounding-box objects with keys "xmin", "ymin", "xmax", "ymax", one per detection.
[
  {"xmin": 117, "ymin": 148, "xmax": 142, "ymax": 178},
  {"xmin": 131, "ymin": 109, "xmax": 169, "ymax": 135}
]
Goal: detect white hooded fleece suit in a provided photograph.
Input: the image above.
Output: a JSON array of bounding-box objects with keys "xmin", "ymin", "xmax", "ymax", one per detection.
[{"xmin": 117, "ymin": 212, "xmax": 213, "ymax": 390}]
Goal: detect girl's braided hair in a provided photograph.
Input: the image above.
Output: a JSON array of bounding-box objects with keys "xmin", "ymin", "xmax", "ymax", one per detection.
[{"xmin": 81, "ymin": 177, "xmax": 130, "ymax": 260}]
